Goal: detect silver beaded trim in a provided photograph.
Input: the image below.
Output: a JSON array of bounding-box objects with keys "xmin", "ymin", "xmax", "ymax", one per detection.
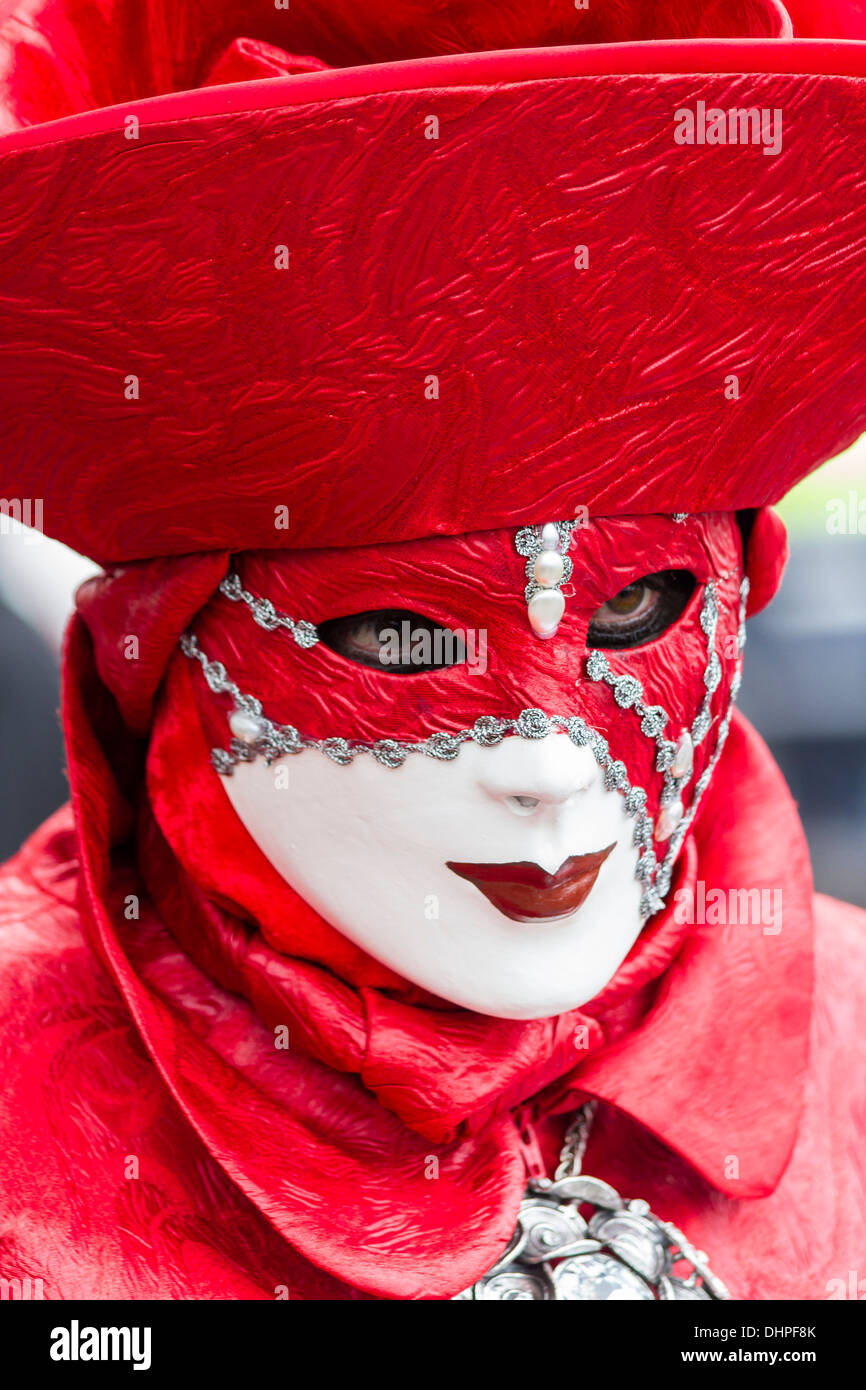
[
  {"xmin": 585, "ymin": 579, "xmax": 748, "ymax": 909},
  {"xmin": 586, "ymin": 580, "xmax": 719, "ymax": 810},
  {"xmin": 654, "ymin": 579, "xmax": 748, "ymax": 893},
  {"xmin": 219, "ymin": 571, "xmax": 319, "ymax": 649}
]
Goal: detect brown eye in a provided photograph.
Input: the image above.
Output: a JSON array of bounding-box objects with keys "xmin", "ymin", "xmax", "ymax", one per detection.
[
  {"xmin": 317, "ymin": 609, "xmax": 466, "ymax": 673},
  {"xmin": 605, "ymin": 583, "xmax": 651, "ymax": 617},
  {"xmin": 588, "ymin": 571, "xmax": 696, "ymax": 649}
]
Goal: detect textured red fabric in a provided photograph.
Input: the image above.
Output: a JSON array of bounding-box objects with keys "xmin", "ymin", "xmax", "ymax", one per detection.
[
  {"xmin": 201, "ymin": 40, "xmax": 329, "ymax": 87},
  {"xmin": 0, "ymin": 0, "xmax": 799, "ymax": 132},
  {"xmin": 786, "ymin": 0, "xmax": 866, "ymax": 37}
]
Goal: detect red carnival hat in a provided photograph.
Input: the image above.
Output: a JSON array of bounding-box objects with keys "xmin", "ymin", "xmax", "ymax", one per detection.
[{"xmin": 2, "ymin": 0, "xmax": 866, "ymax": 563}]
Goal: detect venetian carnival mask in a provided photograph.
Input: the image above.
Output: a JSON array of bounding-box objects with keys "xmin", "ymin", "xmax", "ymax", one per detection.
[{"xmin": 181, "ymin": 510, "xmax": 747, "ymax": 1019}]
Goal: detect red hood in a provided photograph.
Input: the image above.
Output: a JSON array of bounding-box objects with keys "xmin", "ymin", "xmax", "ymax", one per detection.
[{"xmin": 61, "ymin": 555, "xmax": 814, "ymax": 1299}]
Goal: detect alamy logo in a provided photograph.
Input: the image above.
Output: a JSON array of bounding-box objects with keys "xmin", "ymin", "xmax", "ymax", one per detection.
[
  {"xmin": 674, "ymin": 102, "xmax": 783, "ymax": 156},
  {"xmin": 0, "ymin": 497, "xmax": 44, "ymax": 536},
  {"xmin": 49, "ymin": 1320, "xmax": 152, "ymax": 1372},
  {"xmin": 378, "ymin": 621, "xmax": 487, "ymax": 674},
  {"xmin": 0, "ymin": 1276, "xmax": 44, "ymax": 1299},
  {"xmin": 673, "ymin": 881, "xmax": 782, "ymax": 935}
]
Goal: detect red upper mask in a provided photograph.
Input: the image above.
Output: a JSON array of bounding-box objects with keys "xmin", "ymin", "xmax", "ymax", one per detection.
[{"xmin": 184, "ymin": 510, "xmax": 747, "ymax": 919}]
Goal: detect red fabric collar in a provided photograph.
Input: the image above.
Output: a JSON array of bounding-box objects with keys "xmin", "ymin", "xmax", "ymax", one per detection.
[{"xmin": 62, "ymin": 584, "xmax": 813, "ymax": 1297}]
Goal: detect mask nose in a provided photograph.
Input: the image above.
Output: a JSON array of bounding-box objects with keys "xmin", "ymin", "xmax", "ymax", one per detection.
[{"xmin": 476, "ymin": 733, "xmax": 600, "ymax": 816}]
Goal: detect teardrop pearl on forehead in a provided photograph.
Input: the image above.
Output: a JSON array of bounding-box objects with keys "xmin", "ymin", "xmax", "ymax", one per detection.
[
  {"xmin": 516, "ymin": 519, "xmax": 575, "ymax": 641},
  {"xmin": 528, "ymin": 587, "xmax": 566, "ymax": 638}
]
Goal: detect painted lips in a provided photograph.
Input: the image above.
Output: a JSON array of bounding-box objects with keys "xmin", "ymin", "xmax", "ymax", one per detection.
[{"xmin": 446, "ymin": 844, "xmax": 616, "ymax": 923}]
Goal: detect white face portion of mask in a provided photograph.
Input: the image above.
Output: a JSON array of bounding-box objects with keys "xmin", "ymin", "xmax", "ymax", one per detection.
[{"xmin": 222, "ymin": 731, "xmax": 643, "ymax": 1019}]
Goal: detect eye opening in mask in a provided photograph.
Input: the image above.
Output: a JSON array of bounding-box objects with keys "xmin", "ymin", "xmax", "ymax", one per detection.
[
  {"xmin": 317, "ymin": 608, "xmax": 468, "ymax": 674},
  {"xmin": 587, "ymin": 570, "xmax": 697, "ymax": 650}
]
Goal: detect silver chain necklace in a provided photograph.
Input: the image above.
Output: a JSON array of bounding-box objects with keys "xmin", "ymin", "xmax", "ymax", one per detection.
[{"xmin": 454, "ymin": 1103, "xmax": 731, "ymax": 1301}]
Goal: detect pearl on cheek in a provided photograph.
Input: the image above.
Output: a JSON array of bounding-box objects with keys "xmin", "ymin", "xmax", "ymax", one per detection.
[
  {"xmin": 655, "ymin": 798, "xmax": 684, "ymax": 842},
  {"xmin": 671, "ymin": 729, "xmax": 694, "ymax": 780},
  {"xmin": 229, "ymin": 709, "xmax": 267, "ymax": 744}
]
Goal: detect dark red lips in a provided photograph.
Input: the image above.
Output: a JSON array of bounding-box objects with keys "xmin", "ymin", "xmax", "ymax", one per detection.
[{"xmin": 446, "ymin": 844, "xmax": 616, "ymax": 922}]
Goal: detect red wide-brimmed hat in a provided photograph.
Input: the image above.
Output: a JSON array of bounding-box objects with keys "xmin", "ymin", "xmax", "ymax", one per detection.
[{"xmin": 2, "ymin": 0, "xmax": 866, "ymax": 564}]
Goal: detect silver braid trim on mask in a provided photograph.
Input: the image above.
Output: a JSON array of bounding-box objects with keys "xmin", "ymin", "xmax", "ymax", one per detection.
[
  {"xmin": 584, "ymin": 579, "xmax": 749, "ymax": 908},
  {"xmin": 178, "ymin": 577, "xmax": 747, "ymax": 923},
  {"xmin": 218, "ymin": 570, "xmax": 319, "ymax": 649}
]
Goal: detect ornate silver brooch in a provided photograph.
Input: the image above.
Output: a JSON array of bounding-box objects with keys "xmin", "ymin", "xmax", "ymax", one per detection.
[{"xmin": 454, "ymin": 1105, "xmax": 731, "ymax": 1301}]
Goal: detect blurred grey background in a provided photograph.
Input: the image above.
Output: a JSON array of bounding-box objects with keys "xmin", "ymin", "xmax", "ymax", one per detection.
[
  {"xmin": 739, "ymin": 541, "xmax": 866, "ymax": 905},
  {"xmin": 1, "ymin": 447, "xmax": 865, "ymax": 904},
  {"xmin": 0, "ymin": 527, "xmax": 96, "ymax": 863},
  {"xmin": 737, "ymin": 449, "xmax": 866, "ymax": 906}
]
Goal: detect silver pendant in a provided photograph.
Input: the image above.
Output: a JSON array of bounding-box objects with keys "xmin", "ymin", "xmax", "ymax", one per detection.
[{"xmin": 454, "ymin": 1174, "xmax": 731, "ymax": 1301}]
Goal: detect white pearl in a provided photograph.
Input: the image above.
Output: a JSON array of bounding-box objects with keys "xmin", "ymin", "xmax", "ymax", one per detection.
[
  {"xmin": 540, "ymin": 522, "xmax": 560, "ymax": 550},
  {"xmin": 671, "ymin": 729, "xmax": 694, "ymax": 779},
  {"xmin": 229, "ymin": 709, "xmax": 266, "ymax": 744},
  {"xmin": 528, "ymin": 587, "xmax": 565, "ymax": 638},
  {"xmin": 533, "ymin": 549, "xmax": 565, "ymax": 588},
  {"xmin": 655, "ymin": 798, "xmax": 684, "ymax": 842}
]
